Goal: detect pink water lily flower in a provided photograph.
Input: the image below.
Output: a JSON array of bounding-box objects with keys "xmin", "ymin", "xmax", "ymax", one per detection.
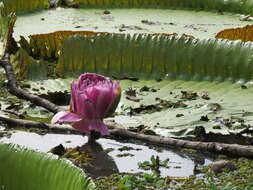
[{"xmin": 51, "ymin": 73, "xmax": 121, "ymax": 136}]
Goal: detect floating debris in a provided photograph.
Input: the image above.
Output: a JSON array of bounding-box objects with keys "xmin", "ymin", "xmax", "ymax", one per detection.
[
  {"xmin": 128, "ymin": 98, "xmax": 187, "ymax": 115},
  {"xmin": 116, "ymin": 153, "xmax": 134, "ymax": 157},
  {"xmin": 181, "ymin": 91, "xmax": 198, "ymax": 100},
  {"xmin": 200, "ymin": 92, "xmax": 210, "ymax": 100},
  {"xmin": 112, "ymin": 75, "xmax": 139, "ymax": 81},
  {"xmin": 208, "ymin": 160, "xmax": 236, "ymax": 174},
  {"xmin": 176, "ymin": 113, "xmax": 184, "ymax": 118},
  {"xmin": 125, "ymin": 88, "xmax": 143, "ymax": 102},
  {"xmin": 200, "ymin": 115, "xmax": 209, "ymax": 122},
  {"xmin": 139, "ymin": 86, "xmax": 158, "ymax": 93}
]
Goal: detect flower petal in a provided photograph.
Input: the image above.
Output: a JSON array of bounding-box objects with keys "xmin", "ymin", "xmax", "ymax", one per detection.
[
  {"xmin": 89, "ymin": 120, "xmax": 110, "ymax": 136},
  {"xmin": 78, "ymin": 73, "xmax": 107, "ymax": 91},
  {"xmin": 70, "ymin": 81, "xmax": 79, "ymax": 113},
  {"xmin": 73, "ymin": 119, "xmax": 110, "ymax": 136},
  {"xmin": 104, "ymin": 82, "xmax": 121, "ymax": 117},
  {"xmin": 51, "ymin": 111, "xmax": 82, "ymax": 124},
  {"xmin": 78, "ymin": 93, "xmax": 96, "ymax": 119},
  {"xmin": 72, "ymin": 119, "xmax": 91, "ymax": 135},
  {"xmin": 93, "ymin": 85, "xmax": 113, "ymax": 118}
]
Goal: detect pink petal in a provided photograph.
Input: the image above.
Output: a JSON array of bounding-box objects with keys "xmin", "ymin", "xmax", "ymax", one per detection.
[
  {"xmin": 70, "ymin": 81, "xmax": 79, "ymax": 113},
  {"xmin": 104, "ymin": 82, "xmax": 121, "ymax": 117},
  {"xmin": 73, "ymin": 119, "xmax": 110, "ymax": 136},
  {"xmin": 72, "ymin": 82, "xmax": 96, "ymax": 119},
  {"xmin": 93, "ymin": 86, "xmax": 113, "ymax": 117},
  {"xmin": 78, "ymin": 73, "xmax": 107, "ymax": 91},
  {"xmin": 78, "ymin": 94, "xmax": 96, "ymax": 119},
  {"xmin": 89, "ymin": 120, "xmax": 110, "ymax": 136},
  {"xmin": 51, "ymin": 111, "xmax": 82, "ymax": 124},
  {"xmin": 72, "ymin": 120, "xmax": 91, "ymax": 135}
]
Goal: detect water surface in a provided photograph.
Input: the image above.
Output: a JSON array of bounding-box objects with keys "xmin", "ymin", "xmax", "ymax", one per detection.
[{"xmin": 0, "ymin": 131, "xmax": 213, "ymax": 178}]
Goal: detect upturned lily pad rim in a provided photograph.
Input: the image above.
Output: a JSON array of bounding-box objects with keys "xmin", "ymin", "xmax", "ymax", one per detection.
[{"xmin": 0, "ymin": 142, "xmax": 96, "ymax": 190}]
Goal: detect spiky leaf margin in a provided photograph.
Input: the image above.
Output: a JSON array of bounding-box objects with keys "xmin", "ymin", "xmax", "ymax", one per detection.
[
  {"xmin": 0, "ymin": 143, "xmax": 96, "ymax": 190},
  {"xmin": 2, "ymin": 0, "xmax": 49, "ymax": 14},
  {"xmin": 72, "ymin": 0, "xmax": 253, "ymax": 14},
  {"xmin": 56, "ymin": 34, "xmax": 253, "ymax": 82}
]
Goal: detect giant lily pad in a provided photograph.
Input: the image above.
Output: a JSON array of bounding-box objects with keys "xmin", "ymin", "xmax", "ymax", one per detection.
[
  {"xmin": 0, "ymin": 143, "xmax": 95, "ymax": 190},
  {"xmin": 25, "ymin": 77, "xmax": 253, "ymax": 138},
  {"xmin": 14, "ymin": 8, "xmax": 251, "ymax": 42},
  {"xmin": 216, "ymin": 24, "xmax": 253, "ymax": 42},
  {"xmin": 72, "ymin": 0, "xmax": 253, "ymax": 15},
  {"xmin": 2, "ymin": 0, "xmax": 49, "ymax": 14}
]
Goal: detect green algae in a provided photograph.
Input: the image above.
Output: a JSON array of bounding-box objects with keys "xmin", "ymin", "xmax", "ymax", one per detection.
[
  {"xmin": 177, "ymin": 158, "xmax": 253, "ymax": 190},
  {"xmin": 94, "ymin": 158, "xmax": 253, "ymax": 190}
]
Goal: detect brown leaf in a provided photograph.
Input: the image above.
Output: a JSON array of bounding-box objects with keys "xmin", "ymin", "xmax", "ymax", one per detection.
[{"xmin": 126, "ymin": 95, "xmax": 143, "ymax": 102}]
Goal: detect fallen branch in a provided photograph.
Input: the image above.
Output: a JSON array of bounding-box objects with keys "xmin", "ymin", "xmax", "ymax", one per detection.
[
  {"xmin": 0, "ymin": 116, "xmax": 81, "ymax": 135},
  {"xmin": 1, "ymin": 116, "xmax": 253, "ymax": 158},
  {"xmin": 110, "ymin": 127, "xmax": 253, "ymax": 158},
  {"xmin": 0, "ymin": 55, "xmax": 62, "ymax": 113}
]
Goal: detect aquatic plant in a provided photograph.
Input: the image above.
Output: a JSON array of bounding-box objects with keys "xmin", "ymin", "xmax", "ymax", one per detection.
[
  {"xmin": 52, "ymin": 73, "xmax": 121, "ymax": 136},
  {"xmin": 0, "ymin": 143, "xmax": 95, "ymax": 190}
]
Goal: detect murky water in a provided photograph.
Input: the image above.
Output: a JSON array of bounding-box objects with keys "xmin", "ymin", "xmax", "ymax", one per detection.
[{"xmin": 0, "ymin": 131, "xmax": 213, "ymax": 178}]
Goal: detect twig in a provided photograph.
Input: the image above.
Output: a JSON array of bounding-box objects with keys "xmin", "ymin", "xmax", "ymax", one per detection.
[
  {"xmin": 0, "ymin": 115, "xmax": 81, "ymax": 135},
  {"xmin": 2, "ymin": 109, "xmax": 24, "ymax": 118},
  {"xmin": 0, "ymin": 55, "xmax": 62, "ymax": 113}
]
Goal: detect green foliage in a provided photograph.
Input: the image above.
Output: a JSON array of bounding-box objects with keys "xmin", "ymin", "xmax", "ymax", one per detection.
[
  {"xmin": 23, "ymin": 31, "xmax": 108, "ymax": 59},
  {"xmin": 57, "ymin": 34, "xmax": 253, "ymax": 82},
  {"xmin": 0, "ymin": 143, "xmax": 96, "ymax": 190},
  {"xmin": 11, "ymin": 48, "xmax": 48, "ymax": 80},
  {"xmin": 0, "ymin": 6, "xmax": 16, "ymax": 58},
  {"xmin": 118, "ymin": 173, "xmax": 167, "ymax": 190},
  {"xmin": 96, "ymin": 158, "xmax": 253, "ymax": 189},
  {"xmin": 2, "ymin": 0, "xmax": 49, "ymax": 14},
  {"xmin": 73, "ymin": 0, "xmax": 253, "ymax": 14},
  {"xmin": 138, "ymin": 155, "xmax": 170, "ymax": 175},
  {"xmin": 177, "ymin": 158, "xmax": 253, "ymax": 190}
]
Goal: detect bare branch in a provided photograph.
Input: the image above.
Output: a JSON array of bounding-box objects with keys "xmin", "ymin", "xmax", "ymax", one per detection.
[
  {"xmin": 0, "ymin": 55, "xmax": 62, "ymax": 113},
  {"xmin": 1, "ymin": 116, "xmax": 253, "ymax": 158}
]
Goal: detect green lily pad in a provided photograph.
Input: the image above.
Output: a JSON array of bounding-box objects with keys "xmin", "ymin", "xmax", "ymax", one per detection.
[
  {"xmin": 2, "ymin": 0, "xmax": 49, "ymax": 14},
  {"xmin": 13, "ymin": 8, "xmax": 251, "ymax": 41},
  {"xmin": 0, "ymin": 143, "xmax": 95, "ymax": 190},
  {"xmin": 24, "ymin": 77, "xmax": 253, "ymax": 138}
]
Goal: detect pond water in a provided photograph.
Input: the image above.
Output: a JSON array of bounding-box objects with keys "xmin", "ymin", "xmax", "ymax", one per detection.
[
  {"xmin": 13, "ymin": 8, "xmax": 250, "ymax": 40},
  {"xmin": 0, "ymin": 130, "xmax": 213, "ymax": 178}
]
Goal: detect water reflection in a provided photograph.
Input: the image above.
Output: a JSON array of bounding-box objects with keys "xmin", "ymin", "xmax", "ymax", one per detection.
[
  {"xmin": 80, "ymin": 142, "xmax": 119, "ymax": 178},
  {"xmin": 0, "ymin": 131, "xmax": 214, "ymax": 178}
]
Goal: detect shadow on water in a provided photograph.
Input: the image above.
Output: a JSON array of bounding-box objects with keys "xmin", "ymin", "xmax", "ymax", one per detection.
[
  {"xmin": 79, "ymin": 142, "xmax": 119, "ymax": 178},
  {"xmin": 0, "ymin": 131, "xmax": 215, "ymax": 178}
]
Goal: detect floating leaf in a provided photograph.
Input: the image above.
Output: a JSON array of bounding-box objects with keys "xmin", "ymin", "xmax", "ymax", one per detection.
[
  {"xmin": 26, "ymin": 31, "xmax": 108, "ymax": 59},
  {"xmin": 11, "ymin": 48, "xmax": 47, "ymax": 80},
  {"xmin": 0, "ymin": 143, "xmax": 96, "ymax": 190},
  {"xmin": 56, "ymin": 34, "xmax": 253, "ymax": 82},
  {"xmin": 24, "ymin": 78, "xmax": 253, "ymax": 139},
  {"xmin": 0, "ymin": 7, "xmax": 16, "ymax": 58},
  {"xmin": 73, "ymin": 0, "xmax": 253, "ymax": 14},
  {"xmin": 2, "ymin": 0, "xmax": 49, "ymax": 14},
  {"xmin": 216, "ymin": 24, "xmax": 253, "ymax": 42}
]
